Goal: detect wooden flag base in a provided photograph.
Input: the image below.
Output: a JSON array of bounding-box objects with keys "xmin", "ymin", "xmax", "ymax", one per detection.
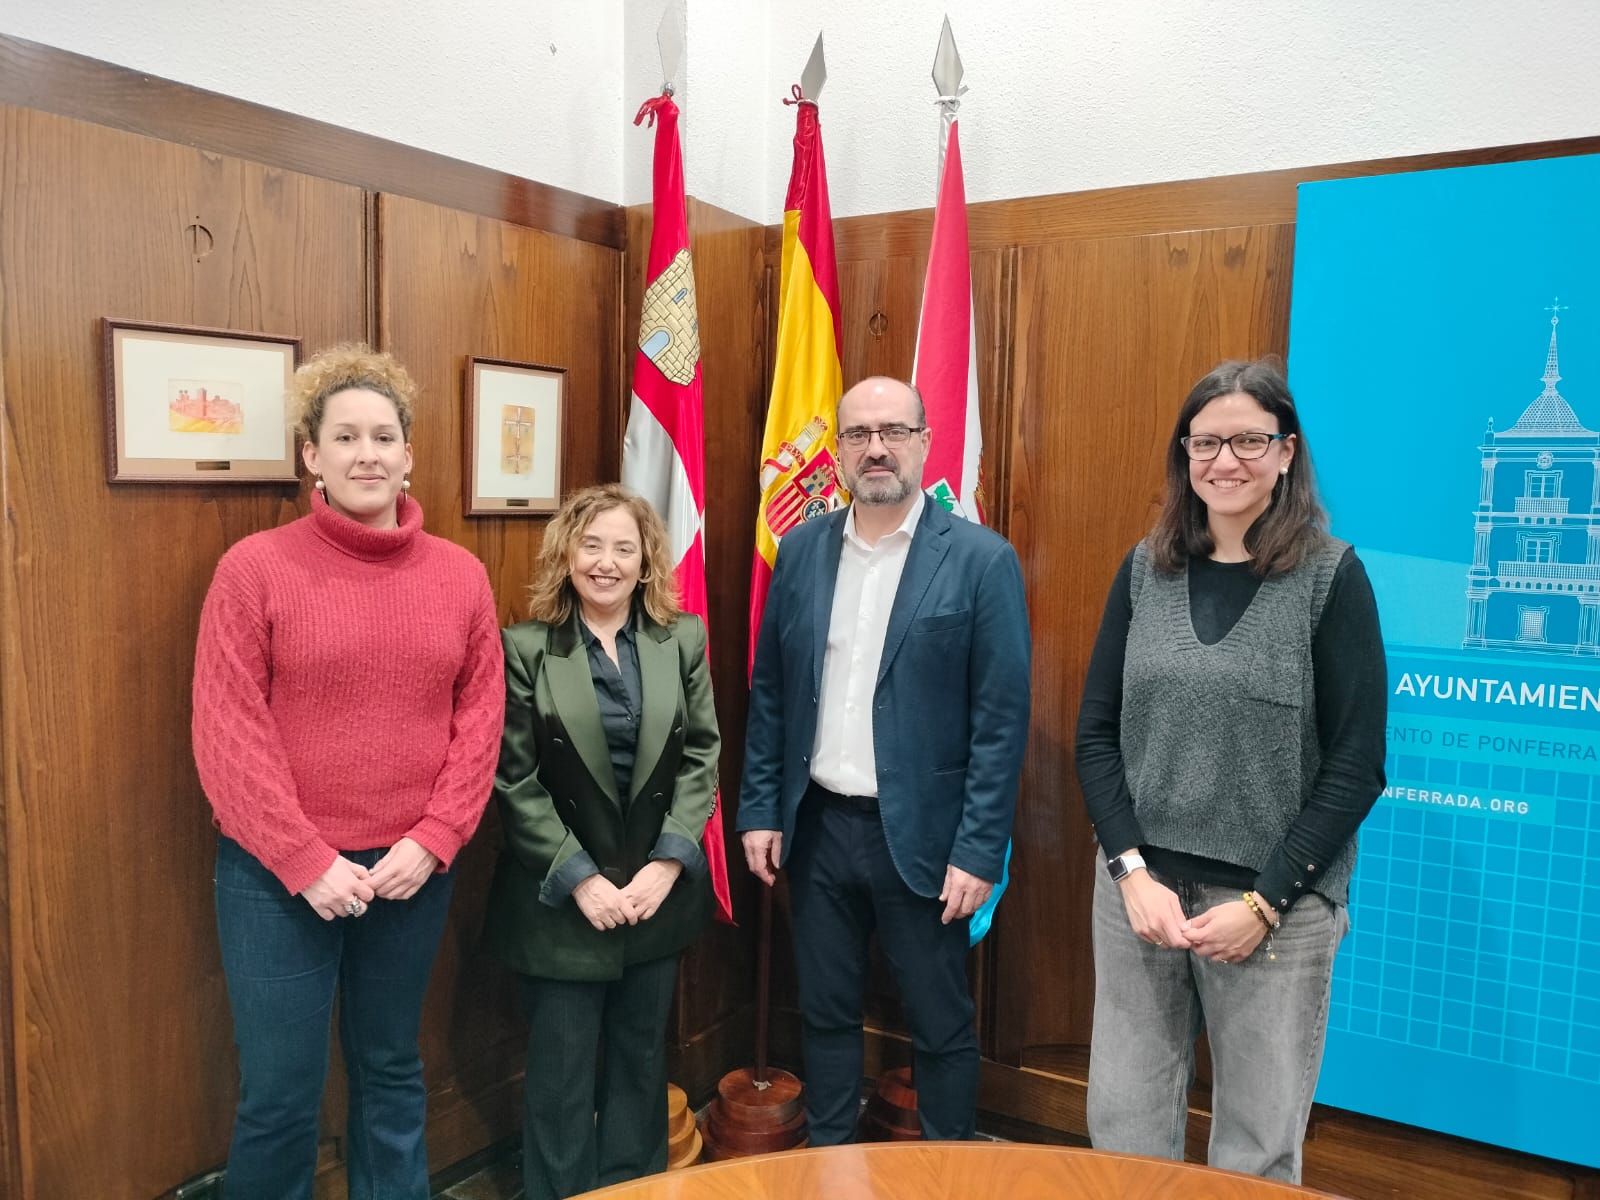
[
  {"xmin": 700, "ymin": 1067, "xmax": 808, "ymax": 1161},
  {"xmin": 666, "ymin": 1083, "xmax": 702, "ymax": 1170},
  {"xmin": 857, "ymin": 1066, "xmax": 922, "ymax": 1142}
]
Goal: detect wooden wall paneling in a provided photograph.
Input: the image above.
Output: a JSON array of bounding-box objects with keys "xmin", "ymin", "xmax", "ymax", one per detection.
[
  {"xmin": 834, "ymin": 248, "xmax": 1013, "ymax": 510},
  {"xmin": 837, "ymin": 255, "xmax": 924, "ymax": 385},
  {"xmin": 0, "ymin": 104, "xmax": 366, "ymax": 1200},
  {"xmin": 374, "ymin": 190, "xmax": 625, "ymax": 1170},
  {"xmin": 376, "ymin": 190, "xmax": 624, "ymax": 574},
  {"xmin": 0, "ymin": 34, "xmax": 623, "ymax": 249},
  {"xmin": 973, "ymin": 247, "xmax": 1020, "ymax": 540},
  {"xmin": 0, "ymin": 284, "xmax": 25, "ymax": 1200},
  {"xmin": 828, "ymin": 135, "xmax": 1600, "ymax": 261},
  {"xmin": 991, "ymin": 223, "xmax": 1295, "ymax": 1069}
]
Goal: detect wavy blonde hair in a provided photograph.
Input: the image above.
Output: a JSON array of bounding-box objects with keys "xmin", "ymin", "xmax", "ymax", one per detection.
[
  {"xmin": 288, "ymin": 344, "xmax": 418, "ymax": 443},
  {"xmin": 527, "ymin": 484, "xmax": 681, "ymax": 627}
]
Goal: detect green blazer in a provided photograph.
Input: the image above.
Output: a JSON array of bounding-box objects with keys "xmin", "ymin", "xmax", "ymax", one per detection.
[{"xmin": 482, "ymin": 608, "xmax": 720, "ymax": 982}]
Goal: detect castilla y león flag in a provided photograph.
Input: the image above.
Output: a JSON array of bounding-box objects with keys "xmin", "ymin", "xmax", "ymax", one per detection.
[
  {"xmin": 623, "ymin": 92, "xmax": 732, "ymax": 924},
  {"xmin": 748, "ymin": 87, "xmax": 845, "ymax": 675}
]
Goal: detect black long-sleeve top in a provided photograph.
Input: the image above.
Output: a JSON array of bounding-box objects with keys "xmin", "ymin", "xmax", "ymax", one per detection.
[
  {"xmin": 1074, "ymin": 546, "xmax": 1388, "ymax": 910},
  {"xmin": 579, "ymin": 617, "xmax": 643, "ymax": 802}
]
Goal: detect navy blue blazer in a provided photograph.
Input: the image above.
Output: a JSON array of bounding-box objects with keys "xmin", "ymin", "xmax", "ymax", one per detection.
[{"xmin": 737, "ymin": 497, "xmax": 1031, "ymax": 897}]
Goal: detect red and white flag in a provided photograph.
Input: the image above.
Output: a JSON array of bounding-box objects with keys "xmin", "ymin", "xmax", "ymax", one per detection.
[
  {"xmin": 623, "ymin": 92, "xmax": 732, "ymax": 924},
  {"xmin": 912, "ymin": 119, "xmax": 984, "ymax": 523},
  {"xmin": 914, "ymin": 117, "xmax": 1011, "ymax": 945}
]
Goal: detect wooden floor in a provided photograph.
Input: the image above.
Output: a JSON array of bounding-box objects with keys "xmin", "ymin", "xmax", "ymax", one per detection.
[{"xmin": 432, "ymin": 1146, "xmax": 523, "ymax": 1200}]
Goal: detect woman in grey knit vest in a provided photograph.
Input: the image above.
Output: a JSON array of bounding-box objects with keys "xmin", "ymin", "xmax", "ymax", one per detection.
[{"xmin": 1075, "ymin": 358, "xmax": 1387, "ymax": 1184}]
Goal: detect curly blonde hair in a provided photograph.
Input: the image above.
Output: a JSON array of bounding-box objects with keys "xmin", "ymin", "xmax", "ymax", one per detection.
[
  {"xmin": 289, "ymin": 344, "xmax": 418, "ymax": 443},
  {"xmin": 527, "ymin": 484, "xmax": 681, "ymax": 627}
]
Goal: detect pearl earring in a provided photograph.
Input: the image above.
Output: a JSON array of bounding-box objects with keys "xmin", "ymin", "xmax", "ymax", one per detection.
[
  {"xmin": 314, "ymin": 476, "xmax": 326, "ymax": 491},
  {"xmin": 402, "ymin": 478, "xmax": 411, "ymax": 491},
  {"xmin": 1279, "ymin": 466, "xmax": 1289, "ymax": 477}
]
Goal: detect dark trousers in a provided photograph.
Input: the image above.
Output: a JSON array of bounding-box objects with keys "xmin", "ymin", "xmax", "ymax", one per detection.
[
  {"xmin": 213, "ymin": 835, "xmax": 454, "ymax": 1200},
  {"xmin": 788, "ymin": 794, "xmax": 978, "ymax": 1144},
  {"xmin": 517, "ymin": 953, "xmax": 681, "ymax": 1200}
]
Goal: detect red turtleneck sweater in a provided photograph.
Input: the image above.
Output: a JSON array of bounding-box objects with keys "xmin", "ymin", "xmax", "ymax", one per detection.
[{"xmin": 192, "ymin": 496, "xmax": 505, "ymax": 894}]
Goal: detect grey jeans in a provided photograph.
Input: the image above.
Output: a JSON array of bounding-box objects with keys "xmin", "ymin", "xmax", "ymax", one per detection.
[{"xmin": 1087, "ymin": 856, "xmax": 1349, "ymax": 1183}]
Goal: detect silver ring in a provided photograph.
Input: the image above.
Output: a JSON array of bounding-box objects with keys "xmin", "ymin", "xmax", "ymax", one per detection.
[{"xmin": 345, "ymin": 899, "xmax": 363, "ymax": 917}]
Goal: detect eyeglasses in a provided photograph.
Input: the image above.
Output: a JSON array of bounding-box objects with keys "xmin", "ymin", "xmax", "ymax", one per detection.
[
  {"xmin": 839, "ymin": 424, "xmax": 926, "ymax": 450},
  {"xmin": 1179, "ymin": 431, "xmax": 1288, "ymax": 461}
]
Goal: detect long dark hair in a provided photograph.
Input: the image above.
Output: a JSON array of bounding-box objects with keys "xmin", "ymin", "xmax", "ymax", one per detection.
[{"xmin": 1147, "ymin": 358, "xmax": 1328, "ymax": 577}]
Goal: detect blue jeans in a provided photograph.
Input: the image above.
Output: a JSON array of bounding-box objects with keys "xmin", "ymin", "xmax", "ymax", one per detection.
[
  {"xmin": 1087, "ymin": 854, "xmax": 1348, "ymax": 1183},
  {"xmin": 214, "ymin": 836, "xmax": 454, "ymax": 1200}
]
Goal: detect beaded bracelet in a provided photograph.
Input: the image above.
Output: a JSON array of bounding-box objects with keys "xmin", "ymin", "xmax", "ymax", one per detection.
[
  {"xmin": 1243, "ymin": 891, "xmax": 1280, "ymax": 932},
  {"xmin": 1242, "ymin": 892, "xmax": 1280, "ymax": 961}
]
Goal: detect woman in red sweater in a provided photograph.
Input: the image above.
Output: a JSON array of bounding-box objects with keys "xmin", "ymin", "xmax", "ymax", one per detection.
[{"xmin": 192, "ymin": 345, "xmax": 505, "ymax": 1200}]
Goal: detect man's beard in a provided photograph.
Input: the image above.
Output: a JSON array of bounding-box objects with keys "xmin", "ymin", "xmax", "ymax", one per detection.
[{"xmin": 845, "ymin": 455, "xmax": 914, "ymax": 506}]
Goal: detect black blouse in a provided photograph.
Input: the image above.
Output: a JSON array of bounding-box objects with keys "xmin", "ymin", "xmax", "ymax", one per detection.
[
  {"xmin": 1074, "ymin": 546, "xmax": 1388, "ymax": 909},
  {"xmin": 578, "ymin": 617, "xmax": 643, "ymax": 803}
]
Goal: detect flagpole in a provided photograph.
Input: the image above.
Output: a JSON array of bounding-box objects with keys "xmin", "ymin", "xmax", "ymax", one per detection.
[
  {"xmin": 625, "ymin": 0, "xmax": 731, "ymax": 1172},
  {"xmin": 863, "ymin": 16, "xmax": 985, "ymax": 1143},
  {"xmin": 932, "ymin": 15, "xmax": 966, "ymax": 190},
  {"xmin": 701, "ymin": 29, "xmax": 831, "ymax": 1167}
]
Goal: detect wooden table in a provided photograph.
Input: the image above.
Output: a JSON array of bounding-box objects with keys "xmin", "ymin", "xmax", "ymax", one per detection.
[{"xmin": 576, "ymin": 1143, "xmax": 1346, "ymax": 1199}]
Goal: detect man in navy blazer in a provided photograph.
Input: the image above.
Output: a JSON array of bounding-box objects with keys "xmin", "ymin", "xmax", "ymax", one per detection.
[{"xmin": 738, "ymin": 376, "xmax": 1031, "ymax": 1144}]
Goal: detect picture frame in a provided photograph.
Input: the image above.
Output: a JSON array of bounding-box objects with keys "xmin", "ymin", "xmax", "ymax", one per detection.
[
  {"xmin": 463, "ymin": 356, "xmax": 566, "ymax": 516},
  {"xmin": 103, "ymin": 319, "xmax": 301, "ymax": 483}
]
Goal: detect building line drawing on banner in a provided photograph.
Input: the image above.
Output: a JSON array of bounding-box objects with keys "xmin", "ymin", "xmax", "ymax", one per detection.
[{"xmin": 1464, "ymin": 303, "xmax": 1600, "ymax": 658}]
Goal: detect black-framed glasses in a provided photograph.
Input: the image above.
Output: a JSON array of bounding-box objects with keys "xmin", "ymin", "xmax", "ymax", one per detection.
[
  {"xmin": 839, "ymin": 424, "xmax": 926, "ymax": 449},
  {"xmin": 1180, "ymin": 431, "xmax": 1288, "ymax": 461}
]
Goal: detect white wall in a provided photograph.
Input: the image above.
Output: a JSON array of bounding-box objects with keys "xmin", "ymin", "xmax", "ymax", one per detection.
[
  {"xmin": 622, "ymin": 0, "xmax": 768, "ymax": 216},
  {"xmin": 765, "ymin": 0, "xmax": 1600, "ymax": 222},
  {"xmin": 6, "ymin": 1, "xmax": 1599, "ymax": 225},
  {"xmin": 0, "ymin": 0, "xmax": 626, "ymax": 206}
]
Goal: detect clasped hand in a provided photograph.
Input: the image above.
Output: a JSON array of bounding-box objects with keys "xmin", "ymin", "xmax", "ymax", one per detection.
[
  {"xmin": 1184, "ymin": 899, "xmax": 1271, "ymax": 964},
  {"xmin": 299, "ymin": 837, "xmax": 440, "ymax": 920},
  {"xmin": 369, "ymin": 837, "xmax": 439, "ymax": 900},
  {"xmin": 301, "ymin": 856, "xmax": 375, "ymax": 922},
  {"xmin": 1119, "ymin": 872, "xmax": 1272, "ymax": 963},
  {"xmin": 573, "ymin": 860, "xmax": 683, "ymax": 931}
]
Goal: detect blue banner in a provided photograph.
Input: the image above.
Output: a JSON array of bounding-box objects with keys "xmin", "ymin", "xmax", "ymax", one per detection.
[{"xmin": 1288, "ymin": 154, "xmax": 1600, "ymax": 1167}]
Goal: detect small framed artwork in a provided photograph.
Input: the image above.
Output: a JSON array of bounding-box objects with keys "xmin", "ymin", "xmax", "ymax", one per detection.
[
  {"xmin": 103, "ymin": 319, "xmax": 301, "ymax": 483},
  {"xmin": 463, "ymin": 356, "xmax": 566, "ymax": 516}
]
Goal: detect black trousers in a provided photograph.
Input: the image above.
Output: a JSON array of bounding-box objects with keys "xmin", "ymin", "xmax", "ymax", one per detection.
[
  {"xmin": 788, "ymin": 792, "xmax": 978, "ymax": 1144},
  {"xmin": 517, "ymin": 954, "xmax": 680, "ymax": 1200}
]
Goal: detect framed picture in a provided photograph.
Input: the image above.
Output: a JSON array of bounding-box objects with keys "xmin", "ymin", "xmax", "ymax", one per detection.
[
  {"xmin": 463, "ymin": 356, "xmax": 566, "ymax": 515},
  {"xmin": 103, "ymin": 319, "xmax": 301, "ymax": 483}
]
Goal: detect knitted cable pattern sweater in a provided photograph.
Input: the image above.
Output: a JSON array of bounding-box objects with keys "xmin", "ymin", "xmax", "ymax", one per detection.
[{"xmin": 192, "ymin": 495, "xmax": 505, "ymax": 894}]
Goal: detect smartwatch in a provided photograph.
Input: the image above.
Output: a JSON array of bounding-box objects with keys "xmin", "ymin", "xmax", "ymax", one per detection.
[{"xmin": 1105, "ymin": 851, "xmax": 1147, "ymax": 882}]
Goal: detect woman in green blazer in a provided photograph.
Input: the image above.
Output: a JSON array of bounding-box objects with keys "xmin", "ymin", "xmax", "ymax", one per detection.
[{"xmin": 482, "ymin": 483, "xmax": 719, "ymax": 1200}]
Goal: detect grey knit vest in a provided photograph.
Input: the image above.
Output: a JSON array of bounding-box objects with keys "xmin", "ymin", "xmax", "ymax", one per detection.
[{"xmin": 1121, "ymin": 537, "xmax": 1355, "ymax": 904}]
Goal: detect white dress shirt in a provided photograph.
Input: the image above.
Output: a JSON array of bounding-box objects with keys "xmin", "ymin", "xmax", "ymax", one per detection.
[{"xmin": 810, "ymin": 492, "xmax": 925, "ymax": 797}]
